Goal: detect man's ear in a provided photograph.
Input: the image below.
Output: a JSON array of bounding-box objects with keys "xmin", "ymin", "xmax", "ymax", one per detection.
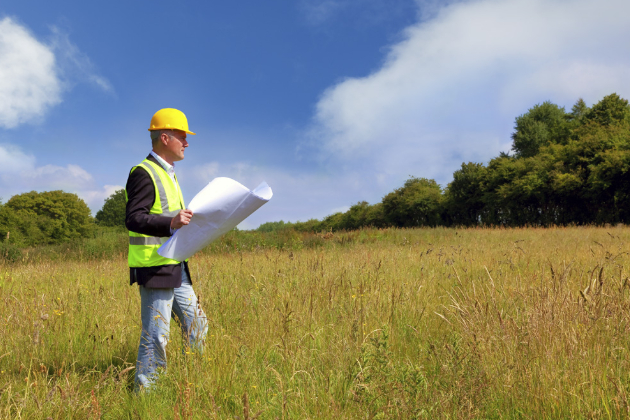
[{"xmin": 160, "ymin": 132, "xmax": 170, "ymax": 146}]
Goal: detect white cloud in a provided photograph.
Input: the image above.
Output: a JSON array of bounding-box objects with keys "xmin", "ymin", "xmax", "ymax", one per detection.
[
  {"xmin": 0, "ymin": 17, "xmax": 113, "ymax": 129},
  {"xmin": 0, "ymin": 144, "xmax": 36, "ymax": 173},
  {"xmin": 21, "ymin": 164, "xmax": 94, "ymax": 190},
  {"xmin": 0, "ymin": 17, "xmax": 62, "ymax": 128},
  {"xmin": 306, "ymin": 0, "xmax": 630, "ymax": 187}
]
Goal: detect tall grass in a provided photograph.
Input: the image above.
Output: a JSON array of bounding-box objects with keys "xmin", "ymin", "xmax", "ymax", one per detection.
[{"xmin": 1, "ymin": 226, "xmax": 630, "ymax": 418}]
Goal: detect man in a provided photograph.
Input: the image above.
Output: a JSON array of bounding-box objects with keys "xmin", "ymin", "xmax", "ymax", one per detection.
[{"xmin": 125, "ymin": 108, "xmax": 208, "ymax": 390}]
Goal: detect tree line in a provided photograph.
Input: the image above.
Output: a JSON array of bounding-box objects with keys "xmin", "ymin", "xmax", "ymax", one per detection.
[{"xmin": 259, "ymin": 93, "xmax": 630, "ymax": 232}]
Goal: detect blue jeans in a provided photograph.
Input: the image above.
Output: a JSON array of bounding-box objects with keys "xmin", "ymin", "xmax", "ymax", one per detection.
[{"xmin": 134, "ymin": 269, "xmax": 208, "ymax": 390}]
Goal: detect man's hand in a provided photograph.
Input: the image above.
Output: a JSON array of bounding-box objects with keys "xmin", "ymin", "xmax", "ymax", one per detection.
[{"xmin": 171, "ymin": 209, "xmax": 193, "ymax": 230}]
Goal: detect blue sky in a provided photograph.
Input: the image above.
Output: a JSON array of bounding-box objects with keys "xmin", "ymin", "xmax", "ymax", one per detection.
[{"xmin": 1, "ymin": 0, "xmax": 629, "ymax": 228}]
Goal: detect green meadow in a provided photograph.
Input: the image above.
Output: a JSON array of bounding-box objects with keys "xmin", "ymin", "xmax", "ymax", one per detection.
[{"xmin": 1, "ymin": 226, "xmax": 630, "ymax": 419}]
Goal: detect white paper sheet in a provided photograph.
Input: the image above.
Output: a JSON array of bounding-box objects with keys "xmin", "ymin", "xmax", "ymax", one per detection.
[{"xmin": 157, "ymin": 177, "xmax": 272, "ymax": 261}]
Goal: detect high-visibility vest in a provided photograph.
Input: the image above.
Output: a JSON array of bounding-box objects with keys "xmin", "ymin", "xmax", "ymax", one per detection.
[{"xmin": 126, "ymin": 159, "xmax": 185, "ymax": 267}]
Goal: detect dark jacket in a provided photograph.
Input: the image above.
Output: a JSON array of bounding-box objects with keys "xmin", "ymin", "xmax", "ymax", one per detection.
[{"xmin": 125, "ymin": 154, "xmax": 191, "ymax": 288}]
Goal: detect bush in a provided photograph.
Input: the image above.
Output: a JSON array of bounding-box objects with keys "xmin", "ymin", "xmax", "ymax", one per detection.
[
  {"xmin": 257, "ymin": 220, "xmax": 291, "ymax": 233},
  {"xmin": 0, "ymin": 242, "xmax": 22, "ymax": 263}
]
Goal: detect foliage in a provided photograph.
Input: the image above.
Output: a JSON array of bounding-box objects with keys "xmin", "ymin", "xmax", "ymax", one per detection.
[
  {"xmin": 95, "ymin": 189, "xmax": 127, "ymax": 228},
  {"xmin": 443, "ymin": 162, "xmax": 487, "ymax": 226},
  {"xmin": 382, "ymin": 177, "xmax": 443, "ymax": 227},
  {"xmin": 0, "ymin": 190, "xmax": 94, "ymax": 246},
  {"xmin": 511, "ymin": 101, "xmax": 572, "ymax": 158},
  {"xmin": 0, "ymin": 242, "xmax": 22, "ymax": 263},
  {"xmin": 583, "ymin": 92, "xmax": 630, "ymax": 127},
  {"xmin": 257, "ymin": 220, "xmax": 290, "ymax": 233},
  {"xmin": 346, "ymin": 201, "xmax": 387, "ymax": 229}
]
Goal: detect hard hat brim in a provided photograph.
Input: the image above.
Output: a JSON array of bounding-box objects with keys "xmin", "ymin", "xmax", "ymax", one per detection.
[{"xmin": 148, "ymin": 127, "xmax": 196, "ymax": 135}]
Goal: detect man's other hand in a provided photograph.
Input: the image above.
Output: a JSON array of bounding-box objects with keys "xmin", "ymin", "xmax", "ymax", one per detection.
[{"xmin": 171, "ymin": 209, "xmax": 193, "ymax": 230}]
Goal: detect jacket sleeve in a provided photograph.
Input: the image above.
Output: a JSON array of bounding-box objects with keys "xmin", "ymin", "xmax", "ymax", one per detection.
[{"xmin": 125, "ymin": 166, "xmax": 173, "ymax": 237}]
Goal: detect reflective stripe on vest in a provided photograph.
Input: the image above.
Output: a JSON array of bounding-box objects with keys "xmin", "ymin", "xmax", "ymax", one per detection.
[
  {"xmin": 129, "ymin": 236, "xmax": 168, "ymax": 246},
  {"xmin": 127, "ymin": 159, "xmax": 185, "ymax": 267}
]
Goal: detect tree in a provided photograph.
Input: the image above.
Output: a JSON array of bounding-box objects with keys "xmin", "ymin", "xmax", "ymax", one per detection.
[
  {"xmin": 95, "ymin": 189, "xmax": 127, "ymax": 228},
  {"xmin": 382, "ymin": 178, "xmax": 443, "ymax": 227},
  {"xmin": 444, "ymin": 162, "xmax": 487, "ymax": 226},
  {"xmin": 257, "ymin": 220, "xmax": 290, "ymax": 232},
  {"xmin": 336, "ymin": 201, "xmax": 387, "ymax": 230},
  {"xmin": 569, "ymin": 98, "xmax": 589, "ymax": 121},
  {"xmin": 583, "ymin": 93, "xmax": 630, "ymax": 127},
  {"xmin": 319, "ymin": 212, "xmax": 345, "ymax": 232},
  {"xmin": 364, "ymin": 202, "xmax": 387, "ymax": 228},
  {"xmin": 0, "ymin": 190, "xmax": 93, "ymax": 246},
  {"xmin": 511, "ymin": 101, "xmax": 570, "ymax": 158}
]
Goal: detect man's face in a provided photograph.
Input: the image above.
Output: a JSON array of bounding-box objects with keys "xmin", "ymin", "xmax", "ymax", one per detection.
[{"xmin": 162, "ymin": 130, "xmax": 188, "ymax": 162}]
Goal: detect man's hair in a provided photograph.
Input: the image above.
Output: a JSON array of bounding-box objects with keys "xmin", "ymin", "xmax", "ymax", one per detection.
[{"xmin": 150, "ymin": 129, "xmax": 173, "ymax": 147}]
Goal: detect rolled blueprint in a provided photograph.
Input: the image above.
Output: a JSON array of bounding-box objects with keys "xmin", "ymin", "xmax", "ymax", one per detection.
[{"xmin": 158, "ymin": 177, "xmax": 273, "ymax": 261}]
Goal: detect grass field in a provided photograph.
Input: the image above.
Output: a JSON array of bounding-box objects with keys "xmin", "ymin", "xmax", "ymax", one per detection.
[{"xmin": 2, "ymin": 226, "xmax": 630, "ymax": 419}]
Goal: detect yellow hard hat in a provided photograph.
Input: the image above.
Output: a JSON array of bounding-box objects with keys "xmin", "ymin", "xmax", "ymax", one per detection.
[{"xmin": 148, "ymin": 108, "xmax": 196, "ymax": 135}]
